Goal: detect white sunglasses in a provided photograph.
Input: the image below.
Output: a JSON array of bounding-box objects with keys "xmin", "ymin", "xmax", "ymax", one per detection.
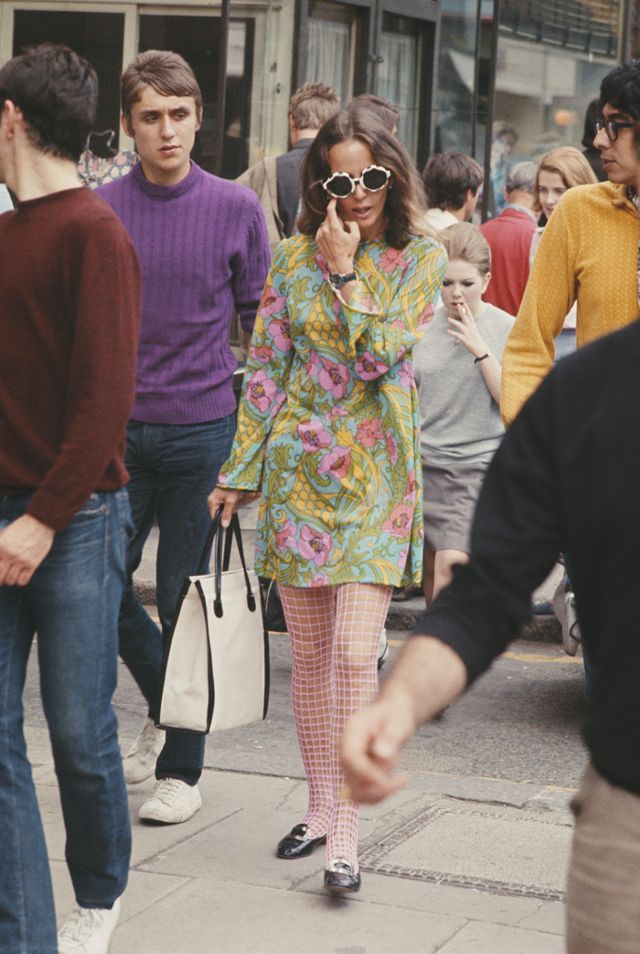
[{"xmin": 322, "ymin": 164, "xmax": 391, "ymax": 198}]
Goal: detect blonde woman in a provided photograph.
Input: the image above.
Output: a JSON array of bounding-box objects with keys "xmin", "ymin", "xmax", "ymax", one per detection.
[
  {"xmin": 530, "ymin": 147, "xmax": 597, "ymax": 359},
  {"xmin": 414, "ymin": 223, "xmax": 514, "ymax": 601}
]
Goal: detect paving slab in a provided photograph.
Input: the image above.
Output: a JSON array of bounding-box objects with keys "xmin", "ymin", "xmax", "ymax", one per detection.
[
  {"xmin": 407, "ymin": 770, "xmax": 569, "ymax": 811},
  {"xmin": 518, "ymin": 900, "xmax": 566, "ymax": 935},
  {"xmin": 360, "ymin": 798, "xmax": 571, "ymax": 902},
  {"xmin": 40, "ymin": 766, "xmax": 571, "ymax": 952},
  {"xmin": 436, "ymin": 920, "xmax": 565, "ymax": 953},
  {"xmin": 110, "ymin": 876, "xmax": 465, "ymax": 954},
  {"xmin": 51, "ymin": 859, "xmax": 189, "ymax": 934}
]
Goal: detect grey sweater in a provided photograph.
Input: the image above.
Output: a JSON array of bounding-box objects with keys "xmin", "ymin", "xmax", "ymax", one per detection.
[{"xmin": 413, "ymin": 303, "xmax": 514, "ymax": 465}]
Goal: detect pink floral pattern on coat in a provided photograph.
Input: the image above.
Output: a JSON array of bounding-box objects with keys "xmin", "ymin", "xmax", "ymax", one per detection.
[{"xmin": 218, "ymin": 232, "xmax": 447, "ymax": 587}]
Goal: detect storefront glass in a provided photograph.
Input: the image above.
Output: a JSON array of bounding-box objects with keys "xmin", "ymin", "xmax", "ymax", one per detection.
[
  {"xmin": 433, "ymin": 0, "xmax": 479, "ymax": 156},
  {"xmin": 378, "ymin": 13, "xmax": 421, "ymax": 159},
  {"xmin": 304, "ymin": 1, "xmax": 357, "ymax": 105},
  {"xmin": 490, "ymin": 0, "xmax": 622, "ymax": 213}
]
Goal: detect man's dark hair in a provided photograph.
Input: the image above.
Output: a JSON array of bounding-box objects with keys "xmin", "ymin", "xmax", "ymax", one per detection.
[
  {"xmin": 298, "ymin": 109, "xmax": 427, "ymax": 249},
  {"xmin": 422, "ymin": 151, "xmax": 484, "ymax": 212},
  {"xmin": 582, "ymin": 98, "xmax": 602, "ymax": 149},
  {"xmin": 0, "ymin": 44, "xmax": 97, "ymax": 162},
  {"xmin": 600, "ymin": 61, "xmax": 640, "ymax": 119}
]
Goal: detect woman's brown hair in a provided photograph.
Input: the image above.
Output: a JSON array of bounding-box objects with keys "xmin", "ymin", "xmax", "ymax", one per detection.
[{"xmin": 297, "ymin": 110, "xmax": 430, "ymax": 249}]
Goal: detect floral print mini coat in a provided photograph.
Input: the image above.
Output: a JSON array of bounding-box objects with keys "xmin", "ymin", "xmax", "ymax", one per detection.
[{"xmin": 218, "ymin": 232, "xmax": 446, "ymax": 588}]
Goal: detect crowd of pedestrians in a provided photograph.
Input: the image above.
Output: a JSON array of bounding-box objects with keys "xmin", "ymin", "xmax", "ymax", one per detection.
[{"xmin": 3, "ymin": 35, "xmax": 640, "ymax": 954}]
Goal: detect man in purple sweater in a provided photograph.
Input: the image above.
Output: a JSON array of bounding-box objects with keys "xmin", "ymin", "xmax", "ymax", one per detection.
[{"xmin": 98, "ymin": 50, "xmax": 270, "ymax": 824}]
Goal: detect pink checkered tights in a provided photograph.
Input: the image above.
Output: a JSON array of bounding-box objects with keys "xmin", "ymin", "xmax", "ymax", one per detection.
[{"xmin": 278, "ymin": 582, "xmax": 392, "ymax": 872}]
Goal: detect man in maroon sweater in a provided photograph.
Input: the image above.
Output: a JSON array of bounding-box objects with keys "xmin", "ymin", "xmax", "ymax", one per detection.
[{"xmin": 0, "ymin": 45, "xmax": 140, "ymax": 954}]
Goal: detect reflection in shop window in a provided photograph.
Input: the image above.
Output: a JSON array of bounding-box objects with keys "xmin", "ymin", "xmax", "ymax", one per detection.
[
  {"xmin": 491, "ymin": 36, "xmax": 615, "ymax": 214},
  {"xmin": 488, "ymin": 0, "xmax": 619, "ymax": 214},
  {"xmin": 433, "ymin": 0, "xmax": 478, "ymax": 156}
]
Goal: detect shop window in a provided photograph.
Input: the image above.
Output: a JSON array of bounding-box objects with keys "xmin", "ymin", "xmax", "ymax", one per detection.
[
  {"xmin": 477, "ymin": 0, "xmax": 620, "ymax": 216},
  {"xmin": 492, "ymin": 38, "xmax": 615, "ymax": 179},
  {"xmin": 377, "ymin": 13, "xmax": 424, "ymax": 162},
  {"xmin": 433, "ymin": 0, "xmax": 479, "ymax": 156},
  {"xmin": 304, "ymin": 1, "xmax": 357, "ymax": 104},
  {"xmin": 12, "ymin": 10, "xmax": 124, "ymax": 139}
]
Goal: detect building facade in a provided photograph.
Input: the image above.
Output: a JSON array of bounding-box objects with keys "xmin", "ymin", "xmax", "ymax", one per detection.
[{"xmin": 0, "ymin": 0, "xmax": 634, "ymax": 208}]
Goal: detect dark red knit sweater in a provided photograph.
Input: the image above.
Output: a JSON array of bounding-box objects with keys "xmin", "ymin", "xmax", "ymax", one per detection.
[{"xmin": 0, "ymin": 186, "xmax": 140, "ymax": 530}]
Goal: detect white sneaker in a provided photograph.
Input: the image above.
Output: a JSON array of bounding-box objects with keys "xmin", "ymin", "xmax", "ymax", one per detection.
[
  {"xmin": 377, "ymin": 627, "xmax": 390, "ymax": 670},
  {"xmin": 139, "ymin": 778, "xmax": 202, "ymax": 824},
  {"xmin": 122, "ymin": 716, "xmax": 165, "ymax": 784},
  {"xmin": 58, "ymin": 897, "xmax": 121, "ymax": 954}
]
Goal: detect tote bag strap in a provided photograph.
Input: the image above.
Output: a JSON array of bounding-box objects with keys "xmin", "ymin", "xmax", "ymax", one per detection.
[
  {"xmin": 213, "ymin": 513, "xmax": 256, "ymax": 617},
  {"xmin": 200, "ymin": 509, "xmax": 257, "ymax": 618}
]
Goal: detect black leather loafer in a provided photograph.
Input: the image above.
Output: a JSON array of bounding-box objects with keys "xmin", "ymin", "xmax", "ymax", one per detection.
[
  {"xmin": 276, "ymin": 824, "xmax": 326, "ymax": 859},
  {"xmin": 323, "ymin": 858, "xmax": 361, "ymax": 894}
]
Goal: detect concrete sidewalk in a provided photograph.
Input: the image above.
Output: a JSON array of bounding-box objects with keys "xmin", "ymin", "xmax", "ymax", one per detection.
[
  {"xmin": 34, "ymin": 504, "xmax": 572, "ymax": 952},
  {"xmin": 39, "ymin": 759, "xmax": 568, "ymax": 954},
  {"xmin": 30, "ymin": 645, "xmax": 573, "ymax": 954}
]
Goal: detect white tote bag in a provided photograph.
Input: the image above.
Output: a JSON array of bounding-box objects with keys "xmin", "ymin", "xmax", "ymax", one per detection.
[{"xmin": 158, "ymin": 512, "xmax": 269, "ymax": 733}]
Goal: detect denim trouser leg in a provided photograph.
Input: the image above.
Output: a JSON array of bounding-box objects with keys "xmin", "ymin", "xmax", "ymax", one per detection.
[
  {"xmin": 119, "ymin": 417, "xmax": 236, "ymax": 785},
  {"xmin": 0, "ymin": 580, "xmax": 56, "ymax": 953},
  {"xmin": 0, "ymin": 490, "xmax": 132, "ymax": 952},
  {"xmin": 118, "ymin": 444, "xmax": 163, "ymax": 710}
]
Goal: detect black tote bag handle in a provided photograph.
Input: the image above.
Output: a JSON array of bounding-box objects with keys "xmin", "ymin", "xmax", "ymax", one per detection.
[{"xmin": 198, "ymin": 509, "xmax": 256, "ymax": 618}]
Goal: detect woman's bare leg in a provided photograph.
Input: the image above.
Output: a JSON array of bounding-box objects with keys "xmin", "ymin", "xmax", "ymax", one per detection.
[
  {"xmin": 433, "ymin": 549, "xmax": 469, "ymax": 600},
  {"xmin": 423, "ymin": 546, "xmax": 435, "ymax": 605}
]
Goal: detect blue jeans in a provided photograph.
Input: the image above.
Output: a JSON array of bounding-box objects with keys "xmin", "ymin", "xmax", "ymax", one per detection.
[
  {"xmin": 0, "ymin": 490, "xmax": 132, "ymax": 953},
  {"xmin": 119, "ymin": 418, "xmax": 235, "ymax": 785}
]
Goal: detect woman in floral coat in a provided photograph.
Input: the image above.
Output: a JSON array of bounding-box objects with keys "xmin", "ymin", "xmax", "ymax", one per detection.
[{"xmin": 210, "ymin": 109, "xmax": 446, "ymax": 894}]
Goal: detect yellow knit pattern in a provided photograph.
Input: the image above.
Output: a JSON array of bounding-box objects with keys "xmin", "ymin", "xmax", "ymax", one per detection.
[{"xmin": 501, "ymin": 182, "xmax": 639, "ymax": 424}]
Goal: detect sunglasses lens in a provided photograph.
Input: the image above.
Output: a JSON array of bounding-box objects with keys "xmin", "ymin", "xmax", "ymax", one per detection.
[
  {"xmin": 326, "ymin": 174, "xmax": 353, "ymax": 198},
  {"xmin": 362, "ymin": 168, "xmax": 389, "ymax": 191}
]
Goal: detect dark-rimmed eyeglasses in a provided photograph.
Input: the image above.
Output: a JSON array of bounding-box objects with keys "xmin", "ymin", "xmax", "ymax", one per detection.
[
  {"xmin": 595, "ymin": 118, "xmax": 637, "ymax": 142},
  {"xmin": 322, "ymin": 164, "xmax": 391, "ymax": 199}
]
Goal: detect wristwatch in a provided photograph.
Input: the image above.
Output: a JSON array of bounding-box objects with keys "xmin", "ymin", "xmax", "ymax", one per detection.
[{"xmin": 329, "ymin": 271, "xmax": 357, "ymax": 289}]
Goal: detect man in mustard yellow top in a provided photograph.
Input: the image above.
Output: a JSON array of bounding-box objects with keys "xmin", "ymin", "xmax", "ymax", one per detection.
[{"xmin": 501, "ymin": 61, "xmax": 640, "ymax": 425}]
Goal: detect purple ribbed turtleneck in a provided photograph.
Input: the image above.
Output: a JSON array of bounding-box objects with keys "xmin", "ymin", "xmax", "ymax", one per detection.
[{"xmin": 97, "ymin": 162, "xmax": 270, "ymax": 424}]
